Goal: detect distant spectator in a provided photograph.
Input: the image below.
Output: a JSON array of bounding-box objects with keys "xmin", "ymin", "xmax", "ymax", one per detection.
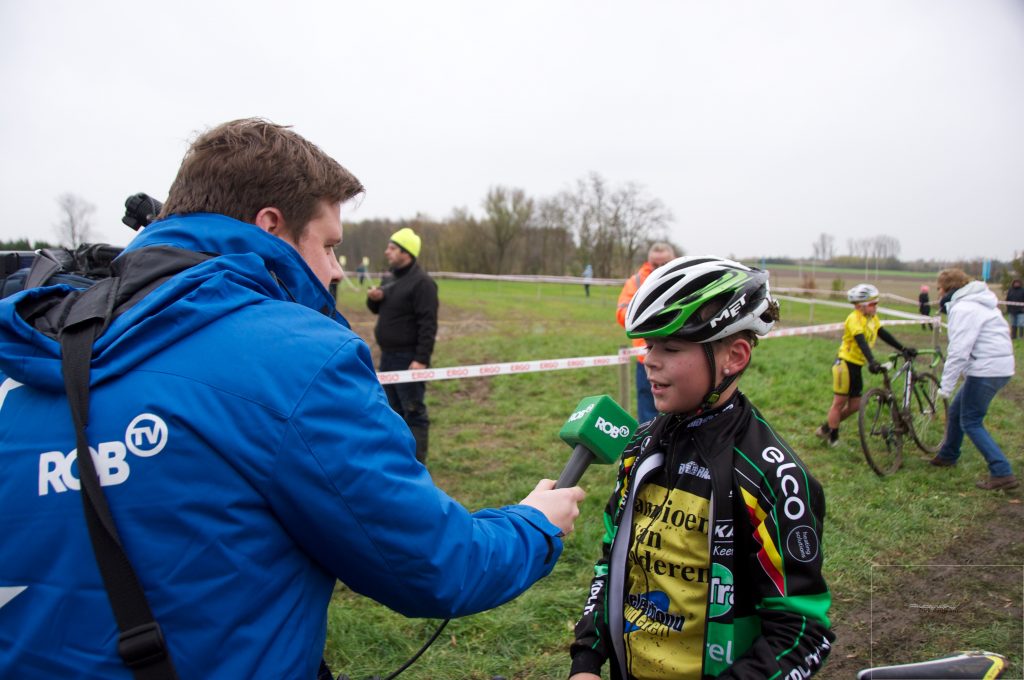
[
  {"xmin": 918, "ymin": 284, "xmax": 931, "ymax": 330},
  {"xmin": 930, "ymin": 268, "xmax": 1017, "ymax": 490},
  {"xmin": 616, "ymin": 242, "xmax": 676, "ymax": 424},
  {"xmin": 366, "ymin": 228, "xmax": 438, "ymax": 463},
  {"xmin": 1007, "ymin": 278, "xmax": 1024, "ymax": 340},
  {"xmin": 582, "ymin": 263, "xmax": 593, "ymax": 298},
  {"xmin": 356, "ymin": 258, "xmax": 368, "ymax": 285}
]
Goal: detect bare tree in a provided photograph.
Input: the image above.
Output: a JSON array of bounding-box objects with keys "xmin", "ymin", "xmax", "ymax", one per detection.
[
  {"xmin": 811, "ymin": 233, "xmax": 835, "ymax": 261},
  {"xmin": 546, "ymin": 173, "xmax": 673, "ymax": 278},
  {"xmin": 872, "ymin": 235, "xmax": 901, "ymax": 260},
  {"xmin": 607, "ymin": 181, "xmax": 674, "ymax": 274},
  {"xmin": 847, "ymin": 237, "xmax": 871, "ymax": 258},
  {"xmin": 437, "ymin": 207, "xmax": 481, "ymax": 273},
  {"xmin": 54, "ymin": 193, "xmax": 96, "ymax": 249},
  {"xmin": 482, "ymin": 186, "xmax": 534, "ymax": 274},
  {"xmin": 528, "ymin": 198, "xmax": 575, "ymax": 274}
]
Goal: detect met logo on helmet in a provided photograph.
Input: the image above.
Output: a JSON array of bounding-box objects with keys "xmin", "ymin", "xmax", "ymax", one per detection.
[
  {"xmin": 708, "ymin": 294, "xmax": 747, "ymax": 329},
  {"xmin": 38, "ymin": 413, "xmax": 169, "ymax": 496}
]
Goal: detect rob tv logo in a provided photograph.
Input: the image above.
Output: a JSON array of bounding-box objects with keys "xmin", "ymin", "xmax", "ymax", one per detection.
[
  {"xmin": 38, "ymin": 413, "xmax": 169, "ymax": 496},
  {"xmin": 595, "ymin": 416, "xmax": 630, "ymax": 439}
]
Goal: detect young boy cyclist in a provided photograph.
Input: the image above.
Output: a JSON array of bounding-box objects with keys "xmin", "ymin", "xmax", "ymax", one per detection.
[
  {"xmin": 570, "ymin": 257, "xmax": 834, "ymax": 680},
  {"xmin": 815, "ymin": 283, "xmax": 916, "ymax": 447}
]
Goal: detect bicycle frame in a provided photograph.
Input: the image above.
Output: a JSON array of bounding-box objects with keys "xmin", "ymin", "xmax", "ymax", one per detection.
[
  {"xmin": 858, "ymin": 348, "xmax": 947, "ymax": 476},
  {"xmin": 878, "ymin": 348, "xmax": 943, "ymax": 425}
]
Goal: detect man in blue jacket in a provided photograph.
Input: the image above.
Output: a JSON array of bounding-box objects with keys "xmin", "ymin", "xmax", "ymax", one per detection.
[{"xmin": 0, "ymin": 118, "xmax": 584, "ymax": 679}]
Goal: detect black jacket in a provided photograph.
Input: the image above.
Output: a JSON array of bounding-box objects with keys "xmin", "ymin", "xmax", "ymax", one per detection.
[
  {"xmin": 1006, "ymin": 285, "xmax": 1024, "ymax": 308},
  {"xmin": 367, "ymin": 261, "xmax": 438, "ymax": 365},
  {"xmin": 570, "ymin": 393, "xmax": 834, "ymax": 679}
]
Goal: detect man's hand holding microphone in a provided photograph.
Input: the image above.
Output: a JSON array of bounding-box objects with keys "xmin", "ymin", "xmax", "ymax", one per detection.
[
  {"xmin": 519, "ymin": 480, "xmax": 585, "ymax": 537},
  {"xmin": 520, "ymin": 395, "xmax": 638, "ymax": 536}
]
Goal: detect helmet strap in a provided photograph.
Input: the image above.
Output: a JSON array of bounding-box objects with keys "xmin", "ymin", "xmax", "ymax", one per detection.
[{"xmin": 697, "ymin": 342, "xmax": 740, "ymax": 414}]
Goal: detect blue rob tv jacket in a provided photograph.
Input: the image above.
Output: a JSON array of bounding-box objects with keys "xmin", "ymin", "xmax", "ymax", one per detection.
[{"xmin": 0, "ymin": 214, "xmax": 563, "ymax": 678}]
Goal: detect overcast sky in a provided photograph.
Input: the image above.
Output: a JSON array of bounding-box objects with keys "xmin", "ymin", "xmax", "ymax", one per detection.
[{"xmin": 2, "ymin": 0, "xmax": 1022, "ymax": 262}]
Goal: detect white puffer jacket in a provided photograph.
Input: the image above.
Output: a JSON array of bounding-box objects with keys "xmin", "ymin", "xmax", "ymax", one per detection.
[{"xmin": 940, "ymin": 281, "xmax": 1015, "ymax": 395}]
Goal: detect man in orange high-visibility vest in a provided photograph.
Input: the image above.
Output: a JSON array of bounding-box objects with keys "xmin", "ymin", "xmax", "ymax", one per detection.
[{"xmin": 616, "ymin": 242, "xmax": 675, "ymax": 423}]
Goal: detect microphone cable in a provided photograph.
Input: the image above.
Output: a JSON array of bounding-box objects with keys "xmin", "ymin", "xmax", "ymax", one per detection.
[
  {"xmin": 383, "ymin": 617, "xmax": 450, "ymax": 680},
  {"xmin": 336, "ymin": 617, "xmax": 450, "ymax": 680}
]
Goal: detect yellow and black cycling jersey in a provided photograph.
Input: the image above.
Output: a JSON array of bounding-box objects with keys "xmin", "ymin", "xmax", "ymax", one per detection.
[
  {"xmin": 570, "ymin": 392, "xmax": 835, "ymax": 680},
  {"xmin": 837, "ymin": 308, "xmax": 881, "ymax": 366}
]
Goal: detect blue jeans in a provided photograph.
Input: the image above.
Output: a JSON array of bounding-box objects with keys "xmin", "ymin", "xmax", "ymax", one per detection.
[
  {"xmin": 636, "ymin": 361, "xmax": 658, "ymax": 425},
  {"xmin": 936, "ymin": 375, "xmax": 1013, "ymax": 477},
  {"xmin": 379, "ymin": 351, "xmax": 429, "ymax": 429}
]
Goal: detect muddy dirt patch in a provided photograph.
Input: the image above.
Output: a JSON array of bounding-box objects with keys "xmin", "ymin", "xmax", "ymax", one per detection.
[{"xmin": 824, "ymin": 497, "xmax": 1023, "ymax": 678}]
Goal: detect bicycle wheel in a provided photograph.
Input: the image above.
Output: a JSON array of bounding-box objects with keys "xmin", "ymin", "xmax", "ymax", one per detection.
[
  {"xmin": 858, "ymin": 387, "xmax": 904, "ymax": 476},
  {"xmin": 908, "ymin": 372, "xmax": 948, "ymax": 454}
]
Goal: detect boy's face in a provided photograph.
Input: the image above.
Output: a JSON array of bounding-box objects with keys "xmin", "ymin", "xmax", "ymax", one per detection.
[
  {"xmin": 642, "ymin": 337, "xmax": 714, "ymax": 415},
  {"xmin": 856, "ymin": 300, "xmax": 878, "ymax": 317}
]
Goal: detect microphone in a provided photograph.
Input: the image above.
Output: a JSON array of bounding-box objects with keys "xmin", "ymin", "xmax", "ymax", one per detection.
[{"xmin": 555, "ymin": 395, "xmax": 638, "ymax": 488}]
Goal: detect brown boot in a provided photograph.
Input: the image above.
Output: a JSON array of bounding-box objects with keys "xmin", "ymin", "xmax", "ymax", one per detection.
[{"xmin": 975, "ymin": 475, "xmax": 1019, "ymax": 490}]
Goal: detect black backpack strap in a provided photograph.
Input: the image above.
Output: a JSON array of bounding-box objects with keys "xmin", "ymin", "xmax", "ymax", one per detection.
[
  {"xmin": 24, "ymin": 249, "xmax": 69, "ymax": 289},
  {"xmin": 59, "ymin": 279, "xmax": 179, "ymax": 680}
]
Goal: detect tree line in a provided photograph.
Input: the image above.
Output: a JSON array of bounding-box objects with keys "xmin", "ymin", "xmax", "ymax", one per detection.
[
  {"xmin": 338, "ymin": 173, "xmax": 678, "ymax": 279},
  {"xmin": 4, "ymin": 177, "xmax": 678, "ymax": 280},
  {"xmin": 6, "ymin": 192, "xmax": 1019, "ymax": 285}
]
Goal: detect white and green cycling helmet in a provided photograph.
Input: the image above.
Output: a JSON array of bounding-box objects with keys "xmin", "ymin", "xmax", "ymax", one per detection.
[
  {"xmin": 847, "ymin": 283, "xmax": 879, "ymax": 304},
  {"xmin": 625, "ymin": 256, "xmax": 778, "ymax": 342},
  {"xmin": 625, "ymin": 256, "xmax": 779, "ymax": 412}
]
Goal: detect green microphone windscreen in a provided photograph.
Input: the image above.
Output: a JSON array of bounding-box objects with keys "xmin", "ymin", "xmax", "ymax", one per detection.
[{"xmin": 558, "ymin": 395, "xmax": 638, "ymax": 464}]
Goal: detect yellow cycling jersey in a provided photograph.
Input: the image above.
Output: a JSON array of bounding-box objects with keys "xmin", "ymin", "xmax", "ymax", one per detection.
[{"xmin": 837, "ymin": 309, "xmax": 881, "ymax": 366}]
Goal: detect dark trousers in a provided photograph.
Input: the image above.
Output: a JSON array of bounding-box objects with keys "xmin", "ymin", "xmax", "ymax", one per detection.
[
  {"xmin": 636, "ymin": 360, "xmax": 658, "ymax": 424},
  {"xmin": 1011, "ymin": 312, "xmax": 1024, "ymax": 339},
  {"xmin": 380, "ymin": 351, "xmax": 429, "ymax": 461}
]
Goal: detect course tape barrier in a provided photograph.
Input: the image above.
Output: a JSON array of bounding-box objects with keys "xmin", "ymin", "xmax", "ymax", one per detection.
[
  {"xmin": 376, "ymin": 318, "xmax": 939, "ymax": 384},
  {"xmin": 378, "ymin": 354, "xmax": 628, "ymax": 385}
]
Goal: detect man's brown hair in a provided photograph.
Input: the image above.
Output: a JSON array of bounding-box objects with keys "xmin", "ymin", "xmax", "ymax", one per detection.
[{"xmin": 160, "ymin": 118, "xmax": 364, "ymax": 239}]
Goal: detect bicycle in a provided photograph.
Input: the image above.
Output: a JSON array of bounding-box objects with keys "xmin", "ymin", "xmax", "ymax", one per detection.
[
  {"xmin": 857, "ymin": 649, "xmax": 1007, "ymax": 678},
  {"xmin": 858, "ymin": 347, "xmax": 948, "ymax": 476}
]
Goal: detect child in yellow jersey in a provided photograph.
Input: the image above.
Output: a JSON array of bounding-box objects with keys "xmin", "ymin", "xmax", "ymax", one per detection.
[
  {"xmin": 570, "ymin": 257, "xmax": 834, "ymax": 680},
  {"xmin": 814, "ymin": 283, "xmax": 916, "ymax": 446}
]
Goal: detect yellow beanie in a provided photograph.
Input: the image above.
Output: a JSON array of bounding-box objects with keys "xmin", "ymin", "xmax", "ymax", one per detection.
[{"xmin": 389, "ymin": 227, "xmax": 421, "ymax": 258}]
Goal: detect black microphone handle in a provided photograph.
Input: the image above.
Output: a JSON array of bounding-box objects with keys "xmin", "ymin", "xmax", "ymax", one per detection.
[{"xmin": 555, "ymin": 444, "xmax": 596, "ymax": 489}]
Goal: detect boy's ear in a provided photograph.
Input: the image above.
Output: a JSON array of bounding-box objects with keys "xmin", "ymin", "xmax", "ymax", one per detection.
[{"xmin": 721, "ymin": 336, "xmax": 752, "ymax": 376}]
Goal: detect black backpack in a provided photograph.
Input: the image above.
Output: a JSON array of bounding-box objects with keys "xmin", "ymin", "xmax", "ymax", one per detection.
[{"xmin": 1, "ymin": 243, "xmax": 124, "ymax": 299}]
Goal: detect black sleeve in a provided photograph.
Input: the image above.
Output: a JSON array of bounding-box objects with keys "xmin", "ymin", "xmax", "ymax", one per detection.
[
  {"xmin": 721, "ymin": 424, "xmax": 835, "ymax": 678},
  {"xmin": 366, "ymin": 295, "xmax": 381, "ymax": 315},
  {"xmin": 569, "ymin": 425, "xmax": 652, "ymax": 678},
  {"xmin": 853, "ymin": 334, "xmax": 876, "ymax": 365},
  {"xmin": 412, "ymin": 277, "xmax": 438, "ymax": 366},
  {"xmin": 877, "ymin": 327, "xmax": 904, "ymax": 352}
]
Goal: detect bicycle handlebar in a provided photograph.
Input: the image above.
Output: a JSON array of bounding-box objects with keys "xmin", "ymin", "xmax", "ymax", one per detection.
[{"xmin": 882, "ymin": 347, "xmax": 944, "ymax": 369}]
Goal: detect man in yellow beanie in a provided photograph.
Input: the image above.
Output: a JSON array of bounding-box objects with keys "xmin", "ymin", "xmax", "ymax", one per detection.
[{"xmin": 367, "ymin": 227, "xmax": 438, "ymax": 462}]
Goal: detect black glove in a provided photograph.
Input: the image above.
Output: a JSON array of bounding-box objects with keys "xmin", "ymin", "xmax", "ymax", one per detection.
[
  {"xmin": 902, "ymin": 347, "xmax": 918, "ymax": 361},
  {"xmin": 868, "ymin": 361, "xmax": 883, "ymax": 374}
]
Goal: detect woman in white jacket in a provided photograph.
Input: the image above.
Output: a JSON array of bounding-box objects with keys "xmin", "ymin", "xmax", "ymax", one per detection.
[{"xmin": 929, "ymin": 268, "xmax": 1018, "ymax": 490}]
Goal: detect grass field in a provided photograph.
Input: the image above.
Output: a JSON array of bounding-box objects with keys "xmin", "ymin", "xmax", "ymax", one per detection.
[{"xmin": 327, "ymin": 278, "xmax": 1023, "ymax": 680}]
